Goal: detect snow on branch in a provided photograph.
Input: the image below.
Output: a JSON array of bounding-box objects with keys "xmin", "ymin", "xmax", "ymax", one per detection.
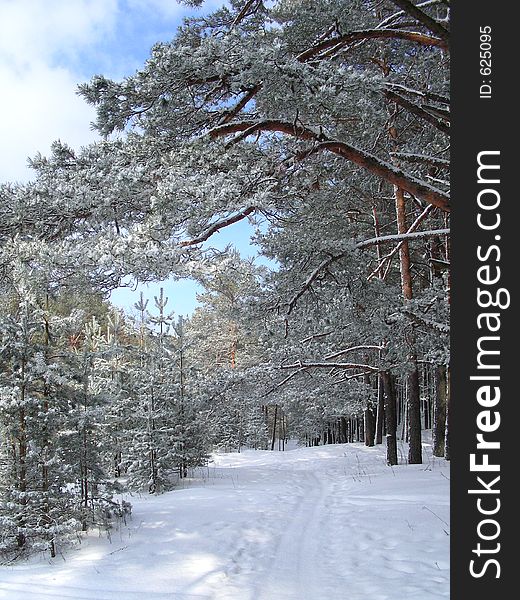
[
  {"xmin": 286, "ymin": 226, "xmax": 448, "ymax": 314},
  {"xmin": 384, "ymin": 82, "xmax": 449, "ymax": 105},
  {"xmin": 389, "ymin": 0, "xmax": 450, "ymax": 43},
  {"xmin": 367, "ymin": 204, "xmax": 435, "ymax": 280},
  {"xmin": 296, "ymin": 28, "xmax": 447, "ymax": 62},
  {"xmin": 385, "ymin": 90, "xmax": 450, "ymax": 135},
  {"xmin": 404, "ymin": 310, "xmax": 450, "ymax": 333},
  {"xmin": 209, "ymin": 120, "xmax": 450, "ymax": 211},
  {"xmin": 391, "ymin": 153, "xmax": 450, "ymax": 169},
  {"xmin": 281, "ymin": 361, "xmax": 380, "ymax": 372},
  {"xmin": 324, "ymin": 345, "xmax": 384, "ymax": 360},
  {"xmin": 376, "ymin": 0, "xmax": 444, "ymax": 30},
  {"xmin": 356, "ymin": 228, "xmax": 450, "ymax": 250}
]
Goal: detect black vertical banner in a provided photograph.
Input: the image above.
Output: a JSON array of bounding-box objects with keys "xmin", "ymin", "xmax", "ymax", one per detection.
[{"xmin": 451, "ymin": 1, "xmax": 515, "ymax": 598}]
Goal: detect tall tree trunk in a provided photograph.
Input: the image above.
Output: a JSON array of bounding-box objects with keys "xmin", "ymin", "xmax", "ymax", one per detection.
[
  {"xmin": 42, "ymin": 296, "xmax": 56, "ymax": 558},
  {"xmin": 339, "ymin": 416, "xmax": 347, "ymax": 444},
  {"xmin": 364, "ymin": 373, "xmax": 375, "ymax": 446},
  {"xmin": 444, "ymin": 367, "xmax": 451, "ymax": 461},
  {"xmin": 433, "ymin": 364, "xmax": 447, "ymax": 457},
  {"xmin": 395, "ymin": 185, "xmax": 422, "ymax": 464},
  {"xmin": 407, "ymin": 359, "xmax": 422, "ymax": 464},
  {"xmin": 375, "ymin": 374, "xmax": 385, "ymax": 444},
  {"xmin": 364, "ymin": 408, "xmax": 375, "ymax": 446},
  {"xmin": 381, "ymin": 371, "xmax": 398, "ymax": 465},
  {"xmin": 270, "ymin": 404, "xmax": 278, "ymax": 451}
]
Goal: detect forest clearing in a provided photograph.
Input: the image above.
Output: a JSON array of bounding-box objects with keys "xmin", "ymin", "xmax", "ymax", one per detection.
[{"xmin": 0, "ymin": 439, "xmax": 449, "ymax": 600}]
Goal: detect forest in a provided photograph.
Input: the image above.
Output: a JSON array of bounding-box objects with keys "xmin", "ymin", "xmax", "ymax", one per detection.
[{"xmin": 0, "ymin": 0, "xmax": 450, "ymax": 562}]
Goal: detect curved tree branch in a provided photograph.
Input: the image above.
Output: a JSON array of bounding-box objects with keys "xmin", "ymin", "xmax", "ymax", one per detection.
[
  {"xmin": 179, "ymin": 206, "xmax": 256, "ymax": 247},
  {"xmin": 296, "ymin": 28, "xmax": 447, "ymax": 62},
  {"xmin": 209, "ymin": 120, "xmax": 450, "ymax": 212}
]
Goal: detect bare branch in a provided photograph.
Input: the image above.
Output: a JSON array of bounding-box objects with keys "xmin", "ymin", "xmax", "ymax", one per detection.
[
  {"xmin": 376, "ymin": 0, "xmax": 445, "ymax": 29},
  {"xmin": 404, "ymin": 310, "xmax": 450, "ymax": 332},
  {"xmin": 219, "ymin": 85, "xmax": 261, "ymax": 125},
  {"xmin": 264, "ymin": 367, "xmax": 307, "ymax": 396},
  {"xmin": 384, "ymin": 82, "xmax": 449, "ymax": 105},
  {"xmin": 325, "ymin": 345, "xmax": 384, "ymax": 360},
  {"xmin": 287, "ymin": 254, "xmax": 344, "ymax": 315},
  {"xmin": 179, "ymin": 206, "xmax": 256, "ymax": 247},
  {"xmin": 368, "ymin": 204, "xmax": 435, "ymax": 280},
  {"xmin": 231, "ymin": 0, "xmax": 263, "ymax": 28},
  {"xmin": 300, "ymin": 330, "xmax": 338, "ymax": 344}
]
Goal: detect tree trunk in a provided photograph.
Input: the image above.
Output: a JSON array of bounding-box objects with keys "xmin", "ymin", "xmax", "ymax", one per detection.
[
  {"xmin": 270, "ymin": 404, "xmax": 278, "ymax": 451},
  {"xmin": 364, "ymin": 408, "xmax": 375, "ymax": 446},
  {"xmin": 381, "ymin": 371, "xmax": 398, "ymax": 465},
  {"xmin": 339, "ymin": 416, "xmax": 347, "ymax": 444},
  {"xmin": 433, "ymin": 364, "xmax": 447, "ymax": 457},
  {"xmin": 394, "ymin": 184, "xmax": 422, "ymax": 464},
  {"xmin": 444, "ymin": 367, "xmax": 451, "ymax": 461},
  {"xmin": 407, "ymin": 360, "xmax": 423, "ymax": 464},
  {"xmin": 375, "ymin": 374, "xmax": 385, "ymax": 444}
]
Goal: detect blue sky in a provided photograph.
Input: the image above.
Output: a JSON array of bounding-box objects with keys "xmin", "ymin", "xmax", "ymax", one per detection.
[{"xmin": 0, "ymin": 0, "xmax": 266, "ymax": 317}]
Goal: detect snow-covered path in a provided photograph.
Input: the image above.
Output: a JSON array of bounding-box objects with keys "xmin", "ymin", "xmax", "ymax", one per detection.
[{"xmin": 0, "ymin": 442, "xmax": 449, "ymax": 600}]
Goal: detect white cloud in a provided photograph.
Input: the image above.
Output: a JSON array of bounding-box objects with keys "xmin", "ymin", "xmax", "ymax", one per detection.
[
  {"xmin": 0, "ymin": 62, "xmax": 98, "ymax": 182},
  {"xmin": 0, "ymin": 0, "xmax": 227, "ymax": 183},
  {"xmin": 0, "ymin": 0, "xmax": 118, "ymax": 66},
  {"xmin": 0, "ymin": 0, "xmax": 119, "ymax": 183}
]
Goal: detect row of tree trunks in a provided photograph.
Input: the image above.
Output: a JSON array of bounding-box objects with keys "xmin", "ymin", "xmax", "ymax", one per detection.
[
  {"xmin": 268, "ymin": 362, "xmax": 450, "ymax": 463},
  {"xmin": 264, "ymin": 404, "xmax": 288, "ymax": 451}
]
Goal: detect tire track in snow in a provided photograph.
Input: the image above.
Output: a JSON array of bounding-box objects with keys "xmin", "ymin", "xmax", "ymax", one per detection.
[{"xmin": 256, "ymin": 470, "xmax": 328, "ymax": 600}]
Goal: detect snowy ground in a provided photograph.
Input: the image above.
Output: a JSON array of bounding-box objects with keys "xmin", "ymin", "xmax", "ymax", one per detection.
[{"xmin": 0, "ymin": 439, "xmax": 449, "ymax": 600}]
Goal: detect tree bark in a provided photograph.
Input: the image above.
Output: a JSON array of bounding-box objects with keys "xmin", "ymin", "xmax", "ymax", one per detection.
[
  {"xmin": 433, "ymin": 364, "xmax": 447, "ymax": 457},
  {"xmin": 375, "ymin": 374, "xmax": 385, "ymax": 444},
  {"xmin": 407, "ymin": 361, "xmax": 423, "ymax": 464},
  {"xmin": 381, "ymin": 371, "xmax": 398, "ymax": 465},
  {"xmin": 364, "ymin": 407, "xmax": 375, "ymax": 446},
  {"xmin": 444, "ymin": 367, "xmax": 451, "ymax": 461},
  {"xmin": 270, "ymin": 404, "xmax": 278, "ymax": 451},
  {"xmin": 394, "ymin": 185, "xmax": 422, "ymax": 464},
  {"xmin": 339, "ymin": 416, "xmax": 347, "ymax": 444},
  {"xmin": 363, "ymin": 374, "xmax": 374, "ymax": 446}
]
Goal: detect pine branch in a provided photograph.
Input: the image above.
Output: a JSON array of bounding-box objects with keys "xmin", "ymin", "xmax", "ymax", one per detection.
[
  {"xmin": 324, "ymin": 345, "xmax": 384, "ymax": 360},
  {"xmin": 209, "ymin": 120, "xmax": 450, "ymax": 211},
  {"xmin": 281, "ymin": 361, "xmax": 380, "ymax": 372},
  {"xmin": 390, "ymin": 153, "xmax": 450, "ymax": 169},
  {"xmin": 367, "ymin": 204, "xmax": 435, "ymax": 280},
  {"xmin": 389, "ymin": 0, "xmax": 450, "ymax": 43},
  {"xmin": 296, "ymin": 28, "xmax": 447, "ymax": 62},
  {"xmin": 356, "ymin": 228, "xmax": 450, "ymax": 249},
  {"xmin": 231, "ymin": 0, "xmax": 263, "ymax": 28},
  {"xmin": 287, "ymin": 254, "xmax": 344, "ymax": 315},
  {"xmin": 385, "ymin": 90, "xmax": 449, "ymax": 134}
]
